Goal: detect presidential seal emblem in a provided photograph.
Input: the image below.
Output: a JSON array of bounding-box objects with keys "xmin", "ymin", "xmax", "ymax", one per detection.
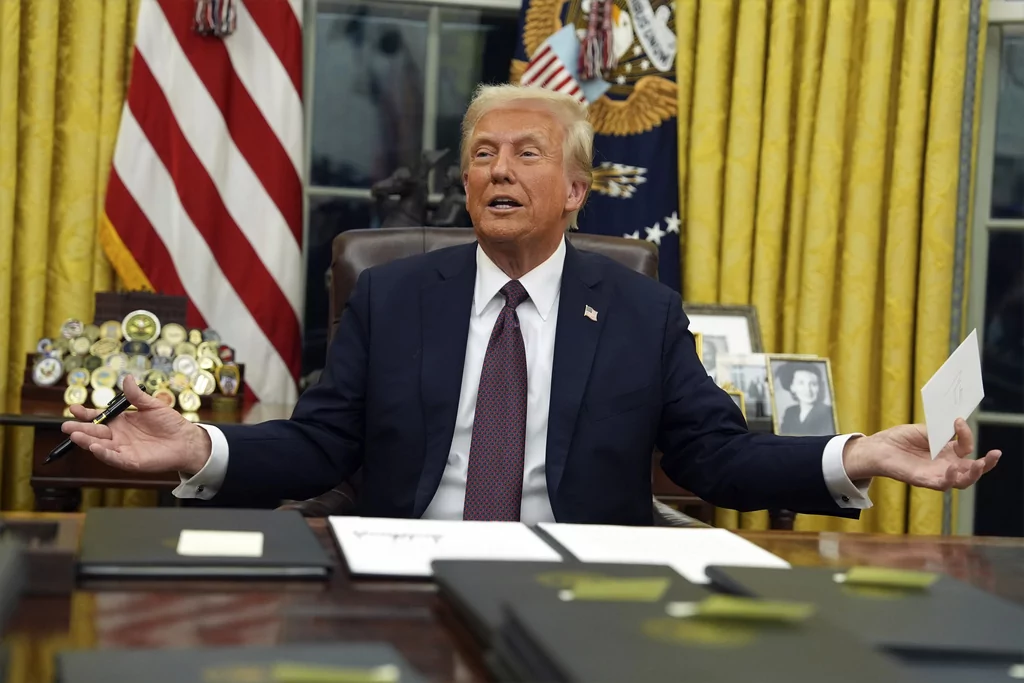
[{"xmin": 511, "ymin": 0, "xmax": 677, "ymax": 137}]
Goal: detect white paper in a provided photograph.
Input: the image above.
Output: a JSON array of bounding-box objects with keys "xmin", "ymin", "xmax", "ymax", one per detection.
[
  {"xmin": 329, "ymin": 517, "xmax": 564, "ymax": 577},
  {"xmin": 538, "ymin": 523, "xmax": 789, "ymax": 584},
  {"xmin": 176, "ymin": 530, "xmax": 264, "ymax": 557},
  {"xmin": 920, "ymin": 329, "xmax": 985, "ymax": 459}
]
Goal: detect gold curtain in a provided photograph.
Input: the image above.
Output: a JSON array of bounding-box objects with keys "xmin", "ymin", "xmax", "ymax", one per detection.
[
  {"xmin": 676, "ymin": 0, "xmax": 986, "ymax": 535},
  {"xmin": 0, "ymin": 0, "xmax": 153, "ymax": 511}
]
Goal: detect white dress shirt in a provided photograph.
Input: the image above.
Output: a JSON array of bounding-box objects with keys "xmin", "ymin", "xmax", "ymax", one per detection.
[{"xmin": 175, "ymin": 241, "xmax": 873, "ymax": 517}]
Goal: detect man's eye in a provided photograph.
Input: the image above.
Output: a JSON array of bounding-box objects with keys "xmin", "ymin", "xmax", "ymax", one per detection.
[{"xmin": 522, "ymin": 150, "xmax": 538, "ymax": 157}]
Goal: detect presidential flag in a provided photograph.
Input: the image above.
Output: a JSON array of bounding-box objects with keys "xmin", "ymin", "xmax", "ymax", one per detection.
[
  {"xmin": 512, "ymin": 0, "xmax": 680, "ymax": 290},
  {"xmin": 99, "ymin": 0, "xmax": 303, "ymax": 403}
]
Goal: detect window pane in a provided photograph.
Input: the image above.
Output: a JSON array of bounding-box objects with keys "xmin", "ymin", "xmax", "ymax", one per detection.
[
  {"xmin": 973, "ymin": 425, "xmax": 1022, "ymax": 538},
  {"xmin": 434, "ymin": 8, "xmax": 519, "ymax": 191},
  {"xmin": 981, "ymin": 231, "xmax": 1024, "ymax": 413},
  {"xmin": 301, "ymin": 196, "xmax": 377, "ymax": 378},
  {"xmin": 991, "ymin": 34, "xmax": 1024, "ymax": 218},
  {"xmin": 311, "ymin": 1, "xmax": 428, "ymax": 189}
]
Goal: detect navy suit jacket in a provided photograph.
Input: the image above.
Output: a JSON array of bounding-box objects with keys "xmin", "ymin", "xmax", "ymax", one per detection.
[{"xmin": 218, "ymin": 240, "xmax": 857, "ymax": 525}]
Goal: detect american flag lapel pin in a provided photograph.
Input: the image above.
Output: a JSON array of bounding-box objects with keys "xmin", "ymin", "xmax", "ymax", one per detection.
[{"xmin": 584, "ymin": 305, "xmax": 598, "ymax": 322}]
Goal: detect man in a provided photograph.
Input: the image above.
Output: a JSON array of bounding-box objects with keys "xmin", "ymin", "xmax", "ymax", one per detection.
[{"xmin": 63, "ymin": 85, "xmax": 1000, "ymax": 525}]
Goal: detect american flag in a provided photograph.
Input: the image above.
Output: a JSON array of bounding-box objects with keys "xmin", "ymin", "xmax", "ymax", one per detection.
[
  {"xmin": 521, "ymin": 44, "xmax": 586, "ymax": 105},
  {"xmin": 99, "ymin": 0, "xmax": 303, "ymax": 403}
]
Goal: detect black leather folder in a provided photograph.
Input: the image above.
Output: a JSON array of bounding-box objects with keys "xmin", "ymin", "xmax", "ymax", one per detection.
[
  {"xmin": 493, "ymin": 600, "xmax": 927, "ymax": 683},
  {"xmin": 432, "ymin": 560, "xmax": 709, "ymax": 648},
  {"xmin": 56, "ymin": 642, "xmax": 425, "ymax": 683},
  {"xmin": 77, "ymin": 508, "xmax": 332, "ymax": 579},
  {"xmin": 706, "ymin": 565, "xmax": 1024, "ymax": 657}
]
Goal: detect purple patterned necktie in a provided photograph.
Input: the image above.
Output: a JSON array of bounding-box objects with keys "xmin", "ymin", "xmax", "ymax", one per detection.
[{"xmin": 463, "ymin": 280, "xmax": 530, "ymax": 521}]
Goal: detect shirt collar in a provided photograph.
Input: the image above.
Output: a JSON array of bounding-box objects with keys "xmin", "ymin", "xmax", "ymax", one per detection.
[{"xmin": 473, "ymin": 237, "xmax": 565, "ymax": 321}]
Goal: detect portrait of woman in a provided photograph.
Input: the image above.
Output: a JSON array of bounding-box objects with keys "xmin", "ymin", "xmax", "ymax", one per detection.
[{"xmin": 769, "ymin": 359, "xmax": 837, "ymax": 437}]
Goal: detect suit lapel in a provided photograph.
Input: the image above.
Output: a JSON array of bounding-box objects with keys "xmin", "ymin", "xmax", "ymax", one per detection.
[
  {"xmin": 546, "ymin": 241, "xmax": 608, "ymax": 498},
  {"xmin": 415, "ymin": 244, "xmax": 476, "ymax": 515}
]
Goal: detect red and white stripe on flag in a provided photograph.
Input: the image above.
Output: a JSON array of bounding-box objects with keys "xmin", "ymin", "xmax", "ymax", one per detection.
[
  {"xmin": 520, "ymin": 45, "xmax": 586, "ymax": 105},
  {"xmin": 100, "ymin": 0, "xmax": 304, "ymax": 404}
]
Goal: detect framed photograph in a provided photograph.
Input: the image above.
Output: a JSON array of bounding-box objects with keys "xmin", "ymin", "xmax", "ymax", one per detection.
[
  {"xmin": 723, "ymin": 385, "xmax": 746, "ymax": 421},
  {"xmin": 767, "ymin": 356, "xmax": 839, "ymax": 436},
  {"xmin": 714, "ymin": 353, "xmax": 773, "ymax": 419},
  {"xmin": 683, "ymin": 304, "xmax": 764, "ymax": 378}
]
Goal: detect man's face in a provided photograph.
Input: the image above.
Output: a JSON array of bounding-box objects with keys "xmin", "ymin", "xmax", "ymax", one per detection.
[
  {"xmin": 790, "ymin": 370, "xmax": 820, "ymax": 405},
  {"xmin": 463, "ymin": 104, "xmax": 586, "ymax": 247}
]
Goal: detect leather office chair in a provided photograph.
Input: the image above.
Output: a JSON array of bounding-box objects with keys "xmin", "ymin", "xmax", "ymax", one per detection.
[{"xmin": 280, "ymin": 227, "xmax": 708, "ymax": 528}]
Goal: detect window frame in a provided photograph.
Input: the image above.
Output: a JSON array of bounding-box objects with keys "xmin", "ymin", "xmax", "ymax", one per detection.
[
  {"xmin": 298, "ymin": 0, "xmax": 521, "ymax": 377},
  {"xmin": 959, "ymin": 3, "xmax": 1024, "ymax": 535}
]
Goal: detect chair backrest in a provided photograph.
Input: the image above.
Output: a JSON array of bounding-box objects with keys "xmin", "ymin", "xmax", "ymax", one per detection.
[{"xmin": 328, "ymin": 227, "xmax": 659, "ymax": 344}]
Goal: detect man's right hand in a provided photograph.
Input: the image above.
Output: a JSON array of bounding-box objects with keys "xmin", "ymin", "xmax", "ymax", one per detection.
[{"xmin": 61, "ymin": 375, "xmax": 212, "ymax": 475}]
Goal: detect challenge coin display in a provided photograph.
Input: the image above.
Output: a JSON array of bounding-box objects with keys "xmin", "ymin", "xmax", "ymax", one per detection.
[{"xmin": 30, "ymin": 306, "xmax": 244, "ymax": 413}]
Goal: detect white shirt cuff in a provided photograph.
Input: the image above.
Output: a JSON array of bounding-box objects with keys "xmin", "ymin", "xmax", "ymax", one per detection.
[
  {"xmin": 822, "ymin": 433, "xmax": 873, "ymax": 509},
  {"xmin": 171, "ymin": 424, "xmax": 229, "ymax": 500}
]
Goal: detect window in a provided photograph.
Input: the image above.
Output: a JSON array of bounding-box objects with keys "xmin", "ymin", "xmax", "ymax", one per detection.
[
  {"xmin": 301, "ymin": 0, "xmax": 520, "ymax": 376},
  {"xmin": 964, "ymin": 5, "xmax": 1024, "ymax": 537}
]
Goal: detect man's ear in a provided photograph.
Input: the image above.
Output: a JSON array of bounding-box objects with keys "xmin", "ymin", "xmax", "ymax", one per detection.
[
  {"xmin": 463, "ymin": 172, "xmax": 470, "ymax": 208},
  {"xmin": 564, "ymin": 179, "xmax": 588, "ymax": 212}
]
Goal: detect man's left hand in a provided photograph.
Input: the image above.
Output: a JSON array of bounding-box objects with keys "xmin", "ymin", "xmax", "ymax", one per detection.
[{"xmin": 842, "ymin": 418, "xmax": 1001, "ymax": 491}]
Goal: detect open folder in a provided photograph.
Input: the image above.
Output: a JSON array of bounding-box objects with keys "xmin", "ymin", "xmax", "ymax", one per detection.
[{"xmin": 328, "ymin": 517, "xmax": 791, "ymax": 580}]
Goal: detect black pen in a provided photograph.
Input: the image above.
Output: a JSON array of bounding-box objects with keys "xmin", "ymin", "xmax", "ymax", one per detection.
[{"xmin": 45, "ymin": 383, "xmax": 147, "ymax": 465}]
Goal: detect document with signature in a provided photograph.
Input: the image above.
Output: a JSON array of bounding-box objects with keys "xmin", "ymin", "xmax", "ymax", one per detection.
[
  {"xmin": 329, "ymin": 517, "xmax": 564, "ymax": 577},
  {"xmin": 538, "ymin": 524, "xmax": 789, "ymax": 584},
  {"xmin": 920, "ymin": 329, "xmax": 985, "ymax": 459}
]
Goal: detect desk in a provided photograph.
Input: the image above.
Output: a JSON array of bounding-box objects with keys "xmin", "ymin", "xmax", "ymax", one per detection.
[
  {"xmin": 4, "ymin": 514, "xmax": 1023, "ymax": 683},
  {"xmin": 2, "ymin": 402, "xmax": 294, "ymax": 512}
]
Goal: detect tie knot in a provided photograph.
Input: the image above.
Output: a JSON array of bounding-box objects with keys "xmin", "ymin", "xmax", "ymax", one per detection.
[{"xmin": 500, "ymin": 280, "xmax": 529, "ymax": 309}]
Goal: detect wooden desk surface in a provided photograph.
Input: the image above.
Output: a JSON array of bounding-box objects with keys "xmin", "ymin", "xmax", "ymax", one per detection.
[
  {"xmin": 4, "ymin": 514, "xmax": 1023, "ymax": 683},
  {"xmin": 4, "ymin": 400, "xmax": 296, "ymax": 428}
]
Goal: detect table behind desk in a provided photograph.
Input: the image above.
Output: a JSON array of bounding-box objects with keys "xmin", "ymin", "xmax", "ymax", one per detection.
[
  {"xmin": 2, "ymin": 401, "xmax": 295, "ymax": 512},
  {"xmin": 3, "ymin": 515, "xmax": 1023, "ymax": 683}
]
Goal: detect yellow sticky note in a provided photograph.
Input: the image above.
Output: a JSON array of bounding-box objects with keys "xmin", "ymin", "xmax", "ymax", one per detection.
[
  {"xmin": 667, "ymin": 595, "xmax": 815, "ymax": 623},
  {"xmin": 563, "ymin": 577, "xmax": 671, "ymax": 602},
  {"xmin": 839, "ymin": 566, "xmax": 938, "ymax": 590},
  {"xmin": 270, "ymin": 663, "xmax": 400, "ymax": 683}
]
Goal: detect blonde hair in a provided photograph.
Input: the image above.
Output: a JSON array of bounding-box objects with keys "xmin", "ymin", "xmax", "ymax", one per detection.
[{"xmin": 461, "ymin": 84, "xmax": 593, "ymax": 230}]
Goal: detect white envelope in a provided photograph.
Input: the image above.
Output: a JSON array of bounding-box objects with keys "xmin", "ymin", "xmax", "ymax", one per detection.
[{"xmin": 920, "ymin": 329, "xmax": 985, "ymax": 459}]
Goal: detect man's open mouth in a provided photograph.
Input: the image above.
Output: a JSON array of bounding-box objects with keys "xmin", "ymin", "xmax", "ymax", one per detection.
[{"xmin": 488, "ymin": 197, "xmax": 522, "ymax": 209}]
